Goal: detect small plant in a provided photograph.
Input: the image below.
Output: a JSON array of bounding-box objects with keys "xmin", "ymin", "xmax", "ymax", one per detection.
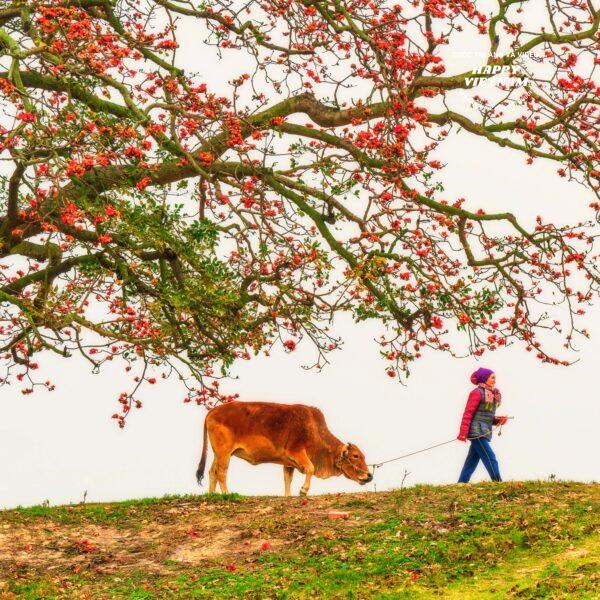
[
  {"xmin": 400, "ymin": 469, "xmax": 411, "ymax": 491},
  {"xmin": 202, "ymin": 492, "xmax": 244, "ymax": 503}
]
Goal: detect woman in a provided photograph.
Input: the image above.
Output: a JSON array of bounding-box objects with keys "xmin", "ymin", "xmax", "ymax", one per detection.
[{"xmin": 457, "ymin": 367, "xmax": 508, "ymax": 483}]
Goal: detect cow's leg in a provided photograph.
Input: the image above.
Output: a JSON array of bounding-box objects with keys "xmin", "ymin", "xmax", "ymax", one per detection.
[
  {"xmin": 216, "ymin": 452, "xmax": 231, "ymax": 494},
  {"xmin": 290, "ymin": 450, "xmax": 314, "ymax": 496},
  {"xmin": 207, "ymin": 422, "xmax": 234, "ymax": 494},
  {"xmin": 208, "ymin": 459, "xmax": 218, "ymax": 493},
  {"xmin": 299, "ymin": 469, "xmax": 314, "ymax": 496},
  {"xmin": 283, "ymin": 466, "xmax": 294, "ymax": 497}
]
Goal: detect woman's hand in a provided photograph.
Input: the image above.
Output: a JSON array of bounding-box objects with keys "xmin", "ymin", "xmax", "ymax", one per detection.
[
  {"xmin": 457, "ymin": 433, "xmax": 467, "ymax": 442},
  {"xmin": 494, "ymin": 416, "xmax": 508, "ymax": 425}
]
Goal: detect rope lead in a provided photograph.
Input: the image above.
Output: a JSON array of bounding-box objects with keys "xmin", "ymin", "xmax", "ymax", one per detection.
[
  {"xmin": 369, "ymin": 420, "xmax": 513, "ymax": 471},
  {"xmin": 369, "ymin": 438, "xmax": 457, "ymax": 469}
]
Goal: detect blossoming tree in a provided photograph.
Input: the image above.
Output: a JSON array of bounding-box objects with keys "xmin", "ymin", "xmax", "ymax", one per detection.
[{"xmin": 0, "ymin": 0, "xmax": 598, "ymax": 421}]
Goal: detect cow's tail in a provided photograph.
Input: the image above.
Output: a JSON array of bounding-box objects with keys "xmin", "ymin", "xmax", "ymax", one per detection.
[{"xmin": 196, "ymin": 416, "xmax": 209, "ymax": 486}]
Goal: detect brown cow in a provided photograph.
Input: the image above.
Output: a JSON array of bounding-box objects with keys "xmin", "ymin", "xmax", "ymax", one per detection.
[{"xmin": 196, "ymin": 401, "xmax": 373, "ymax": 496}]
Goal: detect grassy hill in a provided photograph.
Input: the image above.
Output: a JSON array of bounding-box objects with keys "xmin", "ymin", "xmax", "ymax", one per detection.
[{"xmin": 0, "ymin": 481, "xmax": 598, "ymax": 599}]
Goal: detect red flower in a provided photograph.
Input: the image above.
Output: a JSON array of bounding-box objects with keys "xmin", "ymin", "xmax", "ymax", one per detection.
[
  {"xmin": 124, "ymin": 146, "xmax": 143, "ymax": 159},
  {"xmin": 65, "ymin": 160, "xmax": 87, "ymax": 178},
  {"xmin": 156, "ymin": 39, "xmax": 178, "ymax": 49},
  {"xmin": 136, "ymin": 177, "xmax": 152, "ymax": 190},
  {"xmin": 17, "ymin": 112, "xmax": 36, "ymax": 123},
  {"xmin": 78, "ymin": 539, "xmax": 97, "ymax": 553},
  {"xmin": 431, "ymin": 316, "xmax": 443, "ymax": 329}
]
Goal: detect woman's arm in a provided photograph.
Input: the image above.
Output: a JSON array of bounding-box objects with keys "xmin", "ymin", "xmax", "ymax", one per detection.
[
  {"xmin": 491, "ymin": 389, "xmax": 503, "ymax": 425},
  {"xmin": 458, "ymin": 388, "xmax": 481, "ymax": 439}
]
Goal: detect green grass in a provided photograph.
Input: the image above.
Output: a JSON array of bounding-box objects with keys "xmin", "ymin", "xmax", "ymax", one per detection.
[
  {"xmin": 5, "ymin": 492, "xmax": 245, "ymax": 527},
  {"xmin": 0, "ymin": 482, "xmax": 598, "ymax": 598}
]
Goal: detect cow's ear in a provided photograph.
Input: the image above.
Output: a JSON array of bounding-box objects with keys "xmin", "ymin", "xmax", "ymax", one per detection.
[{"xmin": 336, "ymin": 444, "xmax": 349, "ymax": 467}]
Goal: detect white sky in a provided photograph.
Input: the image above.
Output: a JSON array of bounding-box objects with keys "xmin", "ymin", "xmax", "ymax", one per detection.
[{"xmin": 1, "ymin": 3, "xmax": 599, "ymax": 508}]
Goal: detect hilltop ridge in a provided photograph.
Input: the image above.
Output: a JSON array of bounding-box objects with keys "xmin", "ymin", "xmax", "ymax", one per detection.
[{"xmin": 0, "ymin": 481, "xmax": 598, "ymax": 598}]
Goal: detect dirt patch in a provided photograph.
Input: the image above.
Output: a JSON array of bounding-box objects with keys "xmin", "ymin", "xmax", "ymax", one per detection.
[
  {"xmin": 562, "ymin": 547, "xmax": 590, "ymax": 559},
  {"xmin": 0, "ymin": 524, "xmax": 139, "ymax": 575},
  {"xmin": 0, "ymin": 500, "xmax": 315, "ymax": 578},
  {"xmin": 169, "ymin": 527, "xmax": 286, "ymax": 563}
]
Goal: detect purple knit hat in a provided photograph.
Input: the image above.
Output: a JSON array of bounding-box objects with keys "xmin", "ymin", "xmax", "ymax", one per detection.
[{"xmin": 471, "ymin": 367, "xmax": 494, "ymax": 385}]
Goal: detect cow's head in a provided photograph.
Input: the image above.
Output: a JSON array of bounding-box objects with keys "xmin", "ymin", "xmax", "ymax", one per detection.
[{"xmin": 335, "ymin": 443, "xmax": 373, "ymax": 485}]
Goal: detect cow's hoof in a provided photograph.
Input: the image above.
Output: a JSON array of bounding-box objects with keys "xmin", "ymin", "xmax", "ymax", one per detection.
[{"xmin": 299, "ymin": 490, "xmax": 308, "ymax": 497}]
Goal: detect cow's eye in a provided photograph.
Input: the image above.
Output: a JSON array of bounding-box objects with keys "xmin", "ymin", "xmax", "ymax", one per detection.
[{"xmin": 353, "ymin": 454, "xmax": 359, "ymax": 458}]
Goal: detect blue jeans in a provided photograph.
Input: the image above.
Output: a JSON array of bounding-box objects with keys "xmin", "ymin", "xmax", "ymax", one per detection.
[{"xmin": 458, "ymin": 437, "xmax": 501, "ymax": 482}]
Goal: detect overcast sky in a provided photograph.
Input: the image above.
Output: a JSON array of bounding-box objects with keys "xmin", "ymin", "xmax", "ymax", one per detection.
[{"xmin": 1, "ymin": 4, "xmax": 598, "ymax": 508}]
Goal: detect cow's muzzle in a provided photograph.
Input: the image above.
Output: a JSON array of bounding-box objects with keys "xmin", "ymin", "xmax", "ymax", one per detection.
[{"xmin": 359, "ymin": 473, "xmax": 373, "ymax": 485}]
